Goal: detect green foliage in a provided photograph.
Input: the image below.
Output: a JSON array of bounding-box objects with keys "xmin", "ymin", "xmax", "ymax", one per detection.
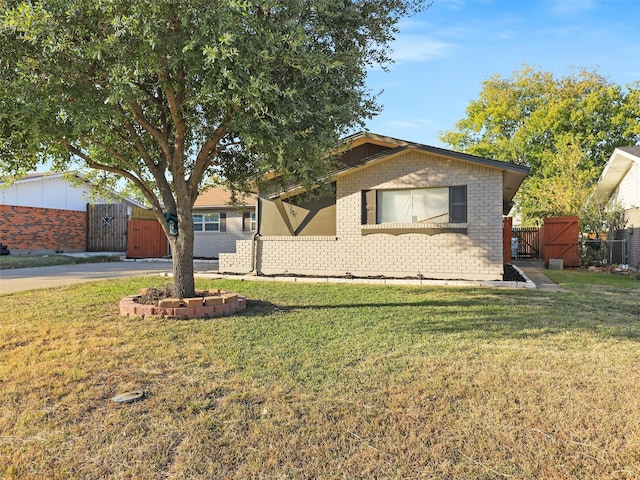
[
  {"xmin": 0, "ymin": 0, "xmax": 423, "ymax": 295},
  {"xmin": 578, "ymin": 197, "xmax": 627, "ymax": 267},
  {"xmin": 520, "ymin": 142, "xmax": 597, "ymax": 220},
  {"xmin": 440, "ymin": 66, "xmax": 640, "ymax": 224},
  {"xmin": 580, "ymin": 197, "xmax": 627, "ymax": 237}
]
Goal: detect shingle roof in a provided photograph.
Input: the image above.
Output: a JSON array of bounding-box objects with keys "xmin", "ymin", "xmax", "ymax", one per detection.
[
  {"xmin": 617, "ymin": 146, "xmax": 640, "ymax": 157},
  {"xmin": 193, "ymin": 186, "xmax": 256, "ymax": 208}
]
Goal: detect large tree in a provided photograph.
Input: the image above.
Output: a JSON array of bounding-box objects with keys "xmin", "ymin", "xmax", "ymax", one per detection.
[
  {"xmin": 439, "ymin": 66, "xmax": 640, "ymax": 224},
  {"xmin": 0, "ymin": 0, "xmax": 423, "ymax": 297}
]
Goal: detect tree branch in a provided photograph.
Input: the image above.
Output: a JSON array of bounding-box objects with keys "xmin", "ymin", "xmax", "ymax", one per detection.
[
  {"xmin": 128, "ymin": 99, "xmax": 174, "ymax": 164},
  {"xmin": 160, "ymin": 60, "xmax": 185, "ymax": 153},
  {"xmin": 114, "ymin": 103, "xmax": 175, "ymax": 211},
  {"xmin": 57, "ymin": 138, "xmax": 162, "ymax": 214},
  {"xmin": 188, "ymin": 115, "xmax": 235, "ymax": 203},
  {"xmin": 114, "ymin": 104, "xmax": 162, "ymax": 170}
]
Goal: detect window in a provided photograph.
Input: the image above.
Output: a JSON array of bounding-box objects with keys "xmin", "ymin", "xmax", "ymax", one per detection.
[
  {"xmin": 362, "ymin": 186, "xmax": 467, "ymax": 225},
  {"xmin": 193, "ymin": 212, "xmax": 226, "ymax": 232},
  {"xmin": 243, "ymin": 211, "xmax": 257, "ymax": 232}
]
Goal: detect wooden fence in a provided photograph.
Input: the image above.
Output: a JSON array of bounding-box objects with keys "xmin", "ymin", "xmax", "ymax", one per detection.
[
  {"xmin": 127, "ymin": 207, "xmax": 168, "ymax": 258},
  {"xmin": 512, "ymin": 226, "xmax": 543, "ymax": 260},
  {"xmin": 543, "ymin": 216, "xmax": 580, "ymax": 267},
  {"xmin": 86, "ymin": 203, "xmax": 128, "ymax": 252}
]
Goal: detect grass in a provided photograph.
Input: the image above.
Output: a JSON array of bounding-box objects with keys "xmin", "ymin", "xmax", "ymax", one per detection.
[
  {"xmin": 0, "ymin": 254, "xmax": 120, "ymax": 270},
  {"xmin": 0, "ymin": 271, "xmax": 639, "ymax": 479}
]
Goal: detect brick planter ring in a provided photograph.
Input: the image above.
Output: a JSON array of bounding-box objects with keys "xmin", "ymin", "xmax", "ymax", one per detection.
[{"xmin": 120, "ymin": 289, "xmax": 246, "ymax": 319}]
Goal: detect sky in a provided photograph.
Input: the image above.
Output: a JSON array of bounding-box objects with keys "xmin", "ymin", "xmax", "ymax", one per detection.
[{"xmin": 364, "ymin": 0, "xmax": 640, "ymax": 147}]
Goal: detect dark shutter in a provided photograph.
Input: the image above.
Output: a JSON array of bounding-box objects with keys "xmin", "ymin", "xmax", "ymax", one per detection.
[
  {"xmin": 219, "ymin": 212, "xmax": 227, "ymax": 232},
  {"xmin": 361, "ymin": 190, "xmax": 377, "ymax": 224},
  {"xmin": 242, "ymin": 212, "xmax": 250, "ymax": 231},
  {"xmin": 449, "ymin": 186, "xmax": 467, "ymax": 223}
]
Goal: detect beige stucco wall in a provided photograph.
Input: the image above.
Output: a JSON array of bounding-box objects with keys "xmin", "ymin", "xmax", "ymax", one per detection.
[{"xmin": 220, "ymin": 150, "xmax": 505, "ymax": 280}]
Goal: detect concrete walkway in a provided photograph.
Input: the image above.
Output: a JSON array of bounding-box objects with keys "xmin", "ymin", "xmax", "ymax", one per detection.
[{"xmin": 513, "ymin": 260, "xmax": 568, "ymax": 292}]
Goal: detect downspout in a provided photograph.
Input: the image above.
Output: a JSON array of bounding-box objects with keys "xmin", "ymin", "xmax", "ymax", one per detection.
[{"xmin": 249, "ymin": 198, "xmax": 261, "ymax": 274}]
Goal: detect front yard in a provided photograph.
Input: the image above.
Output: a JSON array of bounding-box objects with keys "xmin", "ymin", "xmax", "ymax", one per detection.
[
  {"xmin": 0, "ymin": 254, "xmax": 120, "ymax": 270},
  {"xmin": 0, "ymin": 271, "xmax": 638, "ymax": 479}
]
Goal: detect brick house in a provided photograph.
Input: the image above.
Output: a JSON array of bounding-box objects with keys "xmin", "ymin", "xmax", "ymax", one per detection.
[
  {"xmin": 595, "ymin": 146, "xmax": 640, "ymax": 270},
  {"xmin": 192, "ymin": 187, "xmax": 257, "ymax": 259},
  {"xmin": 220, "ymin": 132, "xmax": 530, "ymax": 281},
  {"xmin": 1, "ymin": 172, "xmax": 143, "ymax": 254}
]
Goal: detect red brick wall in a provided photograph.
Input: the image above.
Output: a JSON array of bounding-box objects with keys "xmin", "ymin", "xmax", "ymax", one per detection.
[{"xmin": 0, "ymin": 204, "xmax": 86, "ymax": 253}]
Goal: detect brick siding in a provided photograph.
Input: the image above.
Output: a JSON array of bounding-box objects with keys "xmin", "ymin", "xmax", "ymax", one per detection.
[
  {"xmin": 0, "ymin": 204, "xmax": 86, "ymax": 253},
  {"xmin": 220, "ymin": 150, "xmax": 505, "ymax": 281},
  {"xmin": 193, "ymin": 210, "xmax": 255, "ymax": 258}
]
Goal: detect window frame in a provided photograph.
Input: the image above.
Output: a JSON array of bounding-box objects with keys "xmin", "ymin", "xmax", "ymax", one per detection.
[
  {"xmin": 361, "ymin": 185, "xmax": 468, "ymax": 235},
  {"xmin": 193, "ymin": 212, "xmax": 226, "ymax": 233},
  {"xmin": 242, "ymin": 211, "xmax": 257, "ymax": 232}
]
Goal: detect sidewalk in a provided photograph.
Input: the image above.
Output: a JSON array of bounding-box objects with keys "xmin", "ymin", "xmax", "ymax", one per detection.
[{"xmin": 514, "ymin": 260, "xmax": 568, "ymax": 292}]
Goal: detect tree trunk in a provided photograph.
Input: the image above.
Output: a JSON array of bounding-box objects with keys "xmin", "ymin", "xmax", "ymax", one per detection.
[{"xmin": 168, "ymin": 209, "xmax": 196, "ymax": 298}]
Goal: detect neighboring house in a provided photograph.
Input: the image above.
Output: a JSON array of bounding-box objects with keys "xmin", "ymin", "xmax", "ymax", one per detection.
[
  {"xmin": 1, "ymin": 172, "xmax": 144, "ymax": 253},
  {"xmin": 220, "ymin": 132, "xmax": 529, "ymax": 281},
  {"xmin": 595, "ymin": 146, "xmax": 640, "ymax": 270},
  {"xmin": 192, "ymin": 187, "xmax": 257, "ymax": 259}
]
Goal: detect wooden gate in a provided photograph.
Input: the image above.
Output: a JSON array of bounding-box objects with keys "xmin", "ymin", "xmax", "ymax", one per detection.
[
  {"xmin": 87, "ymin": 203, "xmax": 128, "ymax": 252},
  {"xmin": 543, "ymin": 216, "xmax": 580, "ymax": 267},
  {"xmin": 127, "ymin": 207, "xmax": 168, "ymax": 258},
  {"xmin": 512, "ymin": 226, "xmax": 543, "ymax": 259}
]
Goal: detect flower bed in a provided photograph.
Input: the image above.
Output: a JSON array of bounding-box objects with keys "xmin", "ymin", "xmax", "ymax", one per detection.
[{"xmin": 120, "ymin": 288, "xmax": 246, "ymax": 319}]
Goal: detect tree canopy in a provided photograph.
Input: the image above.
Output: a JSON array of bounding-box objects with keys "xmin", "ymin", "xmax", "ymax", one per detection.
[
  {"xmin": 0, "ymin": 0, "xmax": 423, "ymax": 296},
  {"xmin": 439, "ymin": 66, "xmax": 640, "ymax": 224}
]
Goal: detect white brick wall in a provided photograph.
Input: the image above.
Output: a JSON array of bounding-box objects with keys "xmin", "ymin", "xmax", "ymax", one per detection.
[
  {"xmin": 220, "ymin": 151, "xmax": 505, "ymax": 280},
  {"xmin": 193, "ymin": 210, "xmax": 255, "ymax": 259}
]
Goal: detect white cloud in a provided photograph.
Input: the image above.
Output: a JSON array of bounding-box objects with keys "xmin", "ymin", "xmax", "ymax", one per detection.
[
  {"xmin": 442, "ymin": 0, "xmax": 466, "ymax": 10},
  {"xmin": 390, "ymin": 36, "xmax": 455, "ymax": 63},
  {"xmin": 546, "ymin": 0, "xmax": 598, "ymax": 16}
]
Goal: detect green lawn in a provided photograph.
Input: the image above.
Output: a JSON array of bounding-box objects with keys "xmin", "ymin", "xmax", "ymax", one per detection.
[{"xmin": 0, "ymin": 271, "xmax": 638, "ymax": 479}]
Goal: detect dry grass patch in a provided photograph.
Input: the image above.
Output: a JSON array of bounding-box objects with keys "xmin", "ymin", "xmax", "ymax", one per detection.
[
  {"xmin": 0, "ymin": 254, "xmax": 120, "ymax": 269},
  {"xmin": 1, "ymin": 273, "xmax": 639, "ymax": 478}
]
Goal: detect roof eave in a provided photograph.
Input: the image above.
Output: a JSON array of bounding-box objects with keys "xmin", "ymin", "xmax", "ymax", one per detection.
[
  {"xmin": 595, "ymin": 147, "xmax": 639, "ymax": 201},
  {"xmin": 271, "ymin": 144, "xmax": 530, "ymax": 205}
]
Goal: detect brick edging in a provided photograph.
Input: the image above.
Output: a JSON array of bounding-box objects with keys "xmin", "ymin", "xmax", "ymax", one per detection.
[{"xmin": 119, "ymin": 290, "xmax": 247, "ymax": 319}]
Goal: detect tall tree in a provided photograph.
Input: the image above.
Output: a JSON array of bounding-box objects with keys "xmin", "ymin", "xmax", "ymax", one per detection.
[
  {"xmin": 0, "ymin": 0, "xmax": 423, "ymax": 297},
  {"xmin": 439, "ymin": 66, "xmax": 640, "ymax": 224}
]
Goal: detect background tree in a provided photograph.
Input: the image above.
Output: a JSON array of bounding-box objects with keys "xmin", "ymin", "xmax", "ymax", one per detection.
[
  {"xmin": 439, "ymin": 66, "xmax": 640, "ymax": 224},
  {"xmin": 0, "ymin": 0, "xmax": 423, "ymax": 297}
]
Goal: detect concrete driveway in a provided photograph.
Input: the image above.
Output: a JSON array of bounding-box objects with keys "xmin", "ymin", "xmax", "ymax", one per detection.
[{"xmin": 0, "ymin": 258, "xmax": 218, "ymax": 294}]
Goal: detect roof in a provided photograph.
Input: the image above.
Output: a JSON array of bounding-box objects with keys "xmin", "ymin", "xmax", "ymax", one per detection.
[
  {"xmin": 595, "ymin": 146, "xmax": 640, "ymax": 201},
  {"xmin": 193, "ymin": 186, "xmax": 256, "ymax": 208},
  {"xmin": 2, "ymin": 171, "xmax": 69, "ymax": 185},
  {"xmin": 274, "ymin": 131, "xmax": 530, "ymax": 214},
  {"xmin": 338, "ymin": 132, "xmax": 529, "ymax": 204},
  {"xmin": 1, "ymin": 171, "xmax": 147, "ymax": 208}
]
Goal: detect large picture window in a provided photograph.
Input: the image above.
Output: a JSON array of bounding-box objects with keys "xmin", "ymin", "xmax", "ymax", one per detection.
[{"xmin": 363, "ymin": 186, "xmax": 467, "ymax": 225}]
